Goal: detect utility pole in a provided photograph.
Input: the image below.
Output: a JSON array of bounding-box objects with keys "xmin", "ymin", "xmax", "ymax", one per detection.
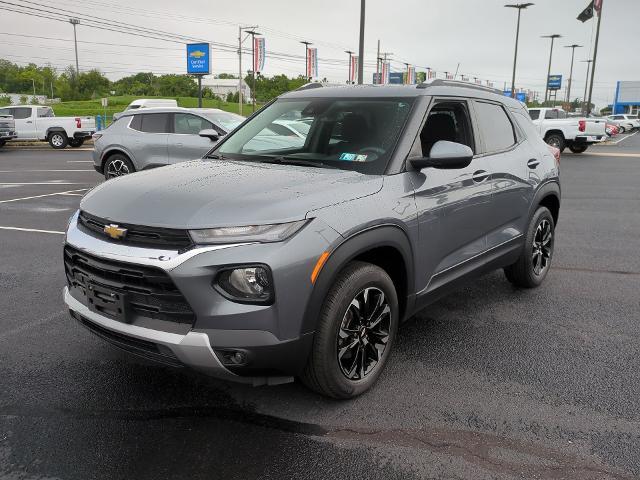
[
  {"xmin": 31, "ymin": 79, "xmax": 35, "ymax": 99},
  {"xmin": 581, "ymin": 59, "xmax": 593, "ymax": 115},
  {"xmin": 541, "ymin": 34, "xmax": 562, "ymax": 103},
  {"xmin": 358, "ymin": 0, "xmax": 365, "ymax": 85},
  {"xmin": 345, "ymin": 50, "xmax": 354, "ymax": 83},
  {"xmin": 245, "ymin": 29, "xmax": 261, "ymax": 112},
  {"xmin": 301, "ymin": 41, "xmax": 312, "ymax": 81},
  {"xmin": 505, "ymin": 3, "xmax": 534, "ymax": 98},
  {"xmin": 69, "ymin": 18, "xmax": 80, "ymax": 75},
  {"xmin": 238, "ymin": 26, "xmax": 242, "ymax": 115},
  {"xmin": 564, "ymin": 44, "xmax": 582, "ymax": 103},
  {"xmin": 375, "ymin": 40, "xmax": 380, "ymax": 84},
  {"xmin": 586, "ymin": 0, "xmax": 604, "ymax": 116}
]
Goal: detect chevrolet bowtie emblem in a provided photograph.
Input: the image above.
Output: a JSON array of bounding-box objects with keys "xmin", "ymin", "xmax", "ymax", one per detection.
[{"xmin": 104, "ymin": 224, "xmax": 127, "ymax": 240}]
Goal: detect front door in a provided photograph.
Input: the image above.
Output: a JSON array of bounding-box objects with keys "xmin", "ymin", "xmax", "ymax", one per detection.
[
  {"xmin": 12, "ymin": 107, "xmax": 37, "ymax": 139},
  {"xmin": 168, "ymin": 113, "xmax": 219, "ymax": 164}
]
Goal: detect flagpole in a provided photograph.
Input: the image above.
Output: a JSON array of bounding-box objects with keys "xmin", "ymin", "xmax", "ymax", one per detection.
[{"xmin": 586, "ymin": 0, "xmax": 603, "ymax": 115}]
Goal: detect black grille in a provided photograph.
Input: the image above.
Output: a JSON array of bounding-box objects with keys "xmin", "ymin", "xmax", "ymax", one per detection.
[
  {"xmin": 73, "ymin": 311, "xmax": 183, "ymax": 368},
  {"xmin": 64, "ymin": 245, "xmax": 195, "ymax": 324},
  {"xmin": 78, "ymin": 211, "xmax": 193, "ymax": 250}
]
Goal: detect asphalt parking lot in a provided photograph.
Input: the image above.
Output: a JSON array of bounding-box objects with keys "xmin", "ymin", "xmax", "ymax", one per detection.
[{"xmin": 1, "ymin": 135, "xmax": 640, "ymax": 479}]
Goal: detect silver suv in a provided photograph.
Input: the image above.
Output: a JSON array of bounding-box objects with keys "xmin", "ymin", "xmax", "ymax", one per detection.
[
  {"xmin": 65, "ymin": 80, "xmax": 560, "ymax": 398},
  {"xmin": 93, "ymin": 107, "xmax": 244, "ymax": 179}
]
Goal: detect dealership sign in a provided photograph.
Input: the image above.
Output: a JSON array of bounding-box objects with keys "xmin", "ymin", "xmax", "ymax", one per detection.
[
  {"xmin": 547, "ymin": 75, "xmax": 562, "ymax": 90},
  {"xmin": 186, "ymin": 43, "xmax": 211, "ymax": 75}
]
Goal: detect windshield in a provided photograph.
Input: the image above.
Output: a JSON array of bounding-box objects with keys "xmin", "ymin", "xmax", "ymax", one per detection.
[
  {"xmin": 215, "ymin": 97, "xmax": 415, "ymax": 174},
  {"xmin": 203, "ymin": 111, "xmax": 244, "ymax": 132}
]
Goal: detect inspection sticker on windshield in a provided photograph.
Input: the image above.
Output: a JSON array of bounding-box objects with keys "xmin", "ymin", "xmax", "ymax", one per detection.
[{"xmin": 339, "ymin": 153, "xmax": 368, "ymax": 162}]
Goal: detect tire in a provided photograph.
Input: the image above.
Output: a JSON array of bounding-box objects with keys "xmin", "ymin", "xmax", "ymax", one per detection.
[
  {"xmin": 504, "ymin": 206, "xmax": 555, "ymax": 288},
  {"xmin": 69, "ymin": 138, "xmax": 85, "ymax": 148},
  {"xmin": 618, "ymin": 126, "xmax": 626, "ymax": 134},
  {"xmin": 569, "ymin": 144, "xmax": 588, "ymax": 154},
  {"xmin": 0, "ymin": 139, "xmax": 5, "ymax": 148},
  {"xmin": 103, "ymin": 154, "xmax": 135, "ymax": 180},
  {"xmin": 544, "ymin": 133, "xmax": 565, "ymax": 153},
  {"xmin": 48, "ymin": 131, "xmax": 68, "ymax": 149},
  {"xmin": 301, "ymin": 261, "xmax": 399, "ymax": 399}
]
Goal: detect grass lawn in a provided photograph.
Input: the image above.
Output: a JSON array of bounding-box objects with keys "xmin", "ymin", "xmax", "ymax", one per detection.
[{"xmin": 50, "ymin": 96, "xmax": 253, "ymax": 119}]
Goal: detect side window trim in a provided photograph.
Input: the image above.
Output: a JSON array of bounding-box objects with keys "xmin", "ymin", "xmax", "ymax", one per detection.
[{"xmin": 471, "ymin": 100, "xmax": 519, "ymax": 156}]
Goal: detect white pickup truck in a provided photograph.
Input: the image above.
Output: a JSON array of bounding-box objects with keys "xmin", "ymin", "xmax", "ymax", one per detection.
[
  {"xmin": 527, "ymin": 107, "xmax": 607, "ymax": 154},
  {"xmin": 0, "ymin": 113, "xmax": 17, "ymax": 148},
  {"xmin": 0, "ymin": 105, "xmax": 96, "ymax": 149}
]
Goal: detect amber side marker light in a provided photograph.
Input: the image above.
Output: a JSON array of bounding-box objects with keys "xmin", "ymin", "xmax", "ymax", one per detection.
[{"xmin": 311, "ymin": 251, "xmax": 330, "ymax": 284}]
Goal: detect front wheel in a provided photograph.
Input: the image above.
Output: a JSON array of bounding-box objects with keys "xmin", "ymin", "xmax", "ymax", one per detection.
[
  {"xmin": 301, "ymin": 261, "xmax": 399, "ymax": 399},
  {"xmin": 104, "ymin": 154, "xmax": 134, "ymax": 180},
  {"xmin": 0, "ymin": 139, "xmax": 5, "ymax": 149},
  {"xmin": 545, "ymin": 133, "xmax": 565, "ymax": 153},
  {"xmin": 69, "ymin": 138, "xmax": 85, "ymax": 148},
  {"xmin": 618, "ymin": 125, "xmax": 626, "ymax": 134},
  {"xmin": 504, "ymin": 206, "xmax": 555, "ymax": 288},
  {"xmin": 569, "ymin": 144, "xmax": 588, "ymax": 154},
  {"xmin": 48, "ymin": 132, "xmax": 68, "ymax": 149}
]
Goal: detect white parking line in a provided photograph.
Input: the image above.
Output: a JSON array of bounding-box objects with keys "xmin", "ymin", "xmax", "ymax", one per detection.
[
  {"xmin": 0, "ymin": 188, "xmax": 89, "ymax": 203},
  {"xmin": 610, "ymin": 131, "xmax": 638, "ymax": 145},
  {"xmin": 67, "ymin": 160, "xmax": 94, "ymax": 163},
  {"xmin": 0, "ymin": 170, "xmax": 94, "ymax": 173},
  {"xmin": 0, "ymin": 226, "xmax": 65, "ymax": 235},
  {"xmin": 0, "ymin": 182, "xmax": 87, "ymax": 185}
]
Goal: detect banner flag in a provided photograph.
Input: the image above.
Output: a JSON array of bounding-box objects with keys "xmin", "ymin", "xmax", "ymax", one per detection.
[
  {"xmin": 307, "ymin": 48, "xmax": 318, "ymax": 78},
  {"xmin": 254, "ymin": 37, "xmax": 265, "ymax": 73},
  {"xmin": 428, "ymin": 69, "xmax": 436, "ymax": 79},
  {"xmin": 350, "ymin": 56, "xmax": 359, "ymax": 83},
  {"xmin": 577, "ymin": 1, "xmax": 594, "ymax": 22}
]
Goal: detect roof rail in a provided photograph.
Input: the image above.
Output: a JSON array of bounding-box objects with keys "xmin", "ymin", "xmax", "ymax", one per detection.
[
  {"xmin": 416, "ymin": 78, "xmax": 502, "ymax": 95},
  {"xmin": 296, "ymin": 82, "xmax": 326, "ymax": 91}
]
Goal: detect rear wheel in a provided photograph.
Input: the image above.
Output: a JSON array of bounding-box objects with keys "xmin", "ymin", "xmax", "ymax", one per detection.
[
  {"xmin": 569, "ymin": 144, "xmax": 588, "ymax": 154},
  {"xmin": 48, "ymin": 132, "xmax": 68, "ymax": 149},
  {"xmin": 104, "ymin": 154, "xmax": 134, "ymax": 180},
  {"xmin": 618, "ymin": 125, "xmax": 626, "ymax": 134},
  {"xmin": 0, "ymin": 139, "xmax": 5, "ymax": 148},
  {"xmin": 301, "ymin": 261, "xmax": 399, "ymax": 399},
  {"xmin": 69, "ymin": 138, "xmax": 85, "ymax": 148},
  {"xmin": 504, "ymin": 206, "xmax": 555, "ymax": 288},
  {"xmin": 545, "ymin": 133, "xmax": 565, "ymax": 153}
]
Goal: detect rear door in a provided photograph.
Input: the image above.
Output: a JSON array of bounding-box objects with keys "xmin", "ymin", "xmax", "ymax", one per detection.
[
  {"xmin": 167, "ymin": 113, "xmax": 217, "ymax": 163},
  {"xmin": 127, "ymin": 113, "xmax": 170, "ymax": 168},
  {"xmin": 472, "ymin": 100, "xmax": 534, "ymax": 250},
  {"xmin": 11, "ymin": 107, "xmax": 36, "ymax": 139}
]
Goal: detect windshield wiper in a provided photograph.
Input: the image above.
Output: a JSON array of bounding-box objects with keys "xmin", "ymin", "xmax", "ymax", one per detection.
[
  {"xmin": 205, "ymin": 153, "xmax": 225, "ymax": 160},
  {"xmin": 259, "ymin": 156, "xmax": 337, "ymax": 169}
]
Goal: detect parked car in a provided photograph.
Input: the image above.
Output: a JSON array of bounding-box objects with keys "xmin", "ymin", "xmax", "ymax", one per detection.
[
  {"xmin": 64, "ymin": 80, "xmax": 560, "ymax": 398},
  {"xmin": 527, "ymin": 107, "xmax": 606, "ymax": 153},
  {"xmin": 113, "ymin": 98, "xmax": 179, "ymax": 120},
  {"xmin": 0, "ymin": 112, "xmax": 17, "ymax": 148},
  {"xmin": 271, "ymin": 119, "xmax": 311, "ymax": 139},
  {"xmin": 606, "ymin": 114, "xmax": 639, "ymax": 133},
  {"xmin": 93, "ymin": 107, "xmax": 245, "ymax": 179},
  {"xmin": 0, "ymin": 105, "xmax": 95, "ymax": 149},
  {"xmin": 605, "ymin": 123, "xmax": 619, "ymax": 137}
]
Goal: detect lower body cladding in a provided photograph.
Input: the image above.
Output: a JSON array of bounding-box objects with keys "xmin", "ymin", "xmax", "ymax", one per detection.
[{"xmin": 63, "ymin": 212, "xmax": 340, "ymax": 386}]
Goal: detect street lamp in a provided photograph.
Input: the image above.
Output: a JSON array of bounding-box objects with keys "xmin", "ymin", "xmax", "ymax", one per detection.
[
  {"xmin": 564, "ymin": 44, "xmax": 583, "ymax": 104},
  {"xmin": 580, "ymin": 59, "xmax": 594, "ymax": 115},
  {"xmin": 345, "ymin": 50, "xmax": 355, "ymax": 84},
  {"xmin": 300, "ymin": 41, "xmax": 313, "ymax": 80},
  {"xmin": 541, "ymin": 34, "xmax": 562, "ymax": 103},
  {"xmin": 69, "ymin": 18, "xmax": 80, "ymax": 75},
  {"xmin": 505, "ymin": 3, "xmax": 534, "ymax": 98}
]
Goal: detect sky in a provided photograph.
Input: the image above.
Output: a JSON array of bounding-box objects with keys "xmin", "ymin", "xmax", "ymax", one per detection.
[{"xmin": 1, "ymin": 0, "xmax": 638, "ymax": 108}]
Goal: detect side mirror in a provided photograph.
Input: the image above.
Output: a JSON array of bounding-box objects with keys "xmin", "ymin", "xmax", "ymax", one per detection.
[
  {"xmin": 409, "ymin": 140, "xmax": 474, "ymax": 170},
  {"xmin": 199, "ymin": 129, "xmax": 220, "ymax": 142}
]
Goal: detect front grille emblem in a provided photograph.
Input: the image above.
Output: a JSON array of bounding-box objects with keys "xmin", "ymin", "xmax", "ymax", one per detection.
[{"xmin": 104, "ymin": 224, "xmax": 127, "ymax": 240}]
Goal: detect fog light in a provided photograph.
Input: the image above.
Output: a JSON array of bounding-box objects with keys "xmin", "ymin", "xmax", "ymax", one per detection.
[
  {"xmin": 215, "ymin": 349, "xmax": 249, "ymax": 366},
  {"xmin": 215, "ymin": 265, "xmax": 273, "ymax": 304}
]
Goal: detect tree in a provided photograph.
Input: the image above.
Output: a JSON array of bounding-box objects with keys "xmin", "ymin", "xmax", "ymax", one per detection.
[{"xmin": 217, "ymin": 73, "xmax": 237, "ymax": 79}]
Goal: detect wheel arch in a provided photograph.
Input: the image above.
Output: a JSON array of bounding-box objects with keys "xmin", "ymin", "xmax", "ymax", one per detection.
[
  {"xmin": 46, "ymin": 127, "xmax": 67, "ymax": 140},
  {"xmin": 100, "ymin": 148, "xmax": 135, "ymax": 172},
  {"xmin": 532, "ymin": 181, "xmax": 561, "ymax": 226},
  {"xmin": 543, "ymin": 129, "xmax": 565, "ymax": 140},
  {"xmin": 302, "ymin": 224, "xmax": 415, "ymax": 334}
]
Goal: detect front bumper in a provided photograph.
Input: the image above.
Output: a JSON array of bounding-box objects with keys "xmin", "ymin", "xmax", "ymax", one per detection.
[
  {"xmin": 63, "ymin": 211, "xmax": 339, "ymax": 384},
  {"xmin": 0, "ymin": 131, "xmax": 17, "ymax": 141}
]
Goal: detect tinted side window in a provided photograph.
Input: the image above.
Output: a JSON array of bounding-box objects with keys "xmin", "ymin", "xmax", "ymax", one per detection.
[
  {"xmin": 528, "ymin": 109, "xmax": 540, "ymax": 120},
  {"xmin": 140, "ymin": 113, "xmax": 169, "ymax": 133},
  {"xmin": 173, "ymin": 113, "xmax": 212, "ymax": 135},
  {"xmin": 419, "ymin": 100, "xmax": 475, "ymax": 157},
  {"xmin": 12, "ymin": 107, "xmax": 32, "ymax": 120},
  {"xmin": 544, "ymin": 110, "xmax": 558, "ymax": 119},
  {"xmin": 129, "ymin": 115, "xmax": 142, "ymax": 131},
  {"xmin": 37, "ymin": 107, "xmax": 54, "ymax": 118},
  {"xmin": 474, "ymin": 102, "xmax": 516, "ymax": 153}
]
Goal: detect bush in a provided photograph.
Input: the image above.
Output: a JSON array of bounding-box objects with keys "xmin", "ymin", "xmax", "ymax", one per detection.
[
  {"xmin": 0, "ymin": 95, "xmax": 11, "ymax": 106},
  {"xmin": 19, "ymin": 95, "xmax": 28, "ymax": 104}
]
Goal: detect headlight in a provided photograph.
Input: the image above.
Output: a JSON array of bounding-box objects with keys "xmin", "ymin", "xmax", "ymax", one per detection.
[
  {"xmin": 215, "ymin": 265, "xmax": 273, "ymax": 304},
  {"xmin": 189, "ymin": 220, "xmax": 307, "ymax": 245}
]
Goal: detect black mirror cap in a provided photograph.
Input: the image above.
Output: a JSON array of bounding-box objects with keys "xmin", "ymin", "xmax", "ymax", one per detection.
[
  {"xmin": 409, "ymin": 155, "xmax": 473, "ymax": 170},
  {"xmin": 198, "ymin": 129, "xmax": 220, "ymax": 142}
]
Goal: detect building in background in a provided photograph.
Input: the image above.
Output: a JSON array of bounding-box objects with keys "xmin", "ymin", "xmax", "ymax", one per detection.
[
  {"xmin": 612, "ymin": 81, "xmax": 640, "ymax": 115},
  {"xmin": 201, "ymin": 78, "xmax": 251, "ymax": 102}
]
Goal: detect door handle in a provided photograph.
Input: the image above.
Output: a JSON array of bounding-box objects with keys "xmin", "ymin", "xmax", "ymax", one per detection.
[
  {"xmin": 527, "ymin": 158, "xmax": 540, "ymax": 169},
  {"xmin": 26, "ymin": 120, "xmax": 33, "ymax": 124},
  {"xmin": 175, "ymin": 143, "xmax": 183, "ymax": 147},
  {"xmin": 472, "ymin": 170, "xmax": 489, "ymax": 183}
]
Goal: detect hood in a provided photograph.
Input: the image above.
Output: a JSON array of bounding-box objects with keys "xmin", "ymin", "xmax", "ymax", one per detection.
[{"xmin": 81, "ymin": 160, "xmax": 382, "ymax": 229}]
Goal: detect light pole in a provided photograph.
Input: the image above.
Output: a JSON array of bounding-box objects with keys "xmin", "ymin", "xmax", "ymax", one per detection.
[
  {"xmin": 345, "ymin": 50, "xmax": 355, "ymax": 83},
  {"xmin": 245, "ymin": 30, "xmax": 261, "ymax": 112},
  {"xmin": 358, "ymin": 0, "xmax": 365, "ymax": 85},
  {"xmin": 581, "ymin": 59, "xmax": 593, "ymax": 115},
  {"xmin": 586, "ymin": 0, "xmax": 604, "ymax": 116},
  {"xmin": 541, "ymin": 34, "xmax": 562, "ymax": 103},
  {"xmin": 300, "ymin": 41, "xmax": 312, "ymax": 81},
  {"xmin": 69, "ymin": 18, "xmax": 80, "ymax": 75},
  {"xmin": 564, "ymin": 44, "xmax": 583, "ymax": 104},
  {"xmin": 505, "ymin": 3, "xmax": 534, "ymax": 98}
]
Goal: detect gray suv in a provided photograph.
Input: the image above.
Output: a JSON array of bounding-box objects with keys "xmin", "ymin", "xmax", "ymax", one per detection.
[
  {"xmin": 93, "ymin": 107, "xmax": 244, "ymax": 179},
  {"xmin": 64, "ymin": 80, "xmax": 560, "ymax": 398}
]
